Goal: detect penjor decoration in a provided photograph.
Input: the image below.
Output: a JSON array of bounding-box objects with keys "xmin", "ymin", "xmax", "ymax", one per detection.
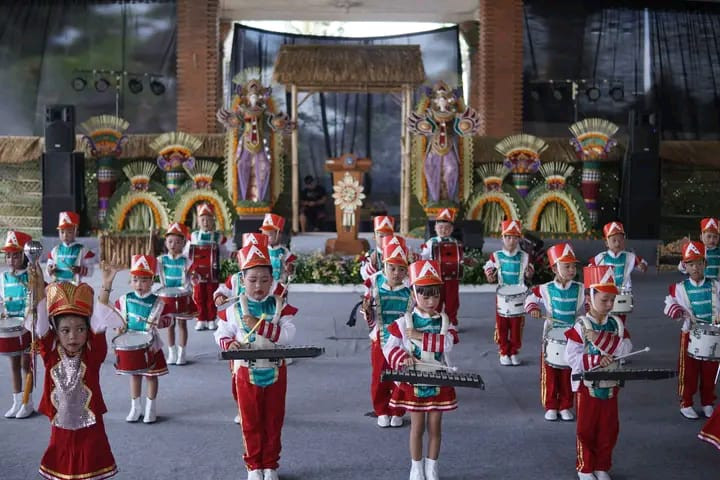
[
  {"xmin": 149, "ymin": 132, "xmax": 203, "ymax": 195},
  {"xmin": 466, "ymin": 163, "xmax": 525, "ymax": 233},
  {"xmin": 494, "ymin": 133, "xmax": 548, "ymax": 198},
  {"xmin": 79, "ymin": 115, "xmax": 130, "ymax": 226},
  {"xmin": 409, "ymin": 81, "xmax": 479, "ymax": 209},
  {"xmin": 569, "ymin": 118, "xmax": 619, "ymax": 225},
  {"xmin": 524, "ymin": 161, "xmax": 590, "ymax": 233},
  {"xmin": 107, "ymin": 161, "xmax": 170, "ymax": 232}
]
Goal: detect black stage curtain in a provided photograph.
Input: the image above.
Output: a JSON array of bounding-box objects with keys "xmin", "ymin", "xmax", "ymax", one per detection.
[
  {"xmin": 229, "ymin": 24, "xmax": 461, "ymax": 210},
  {"xmin": 523, "ymin": 0, "xmax": 720, "ymax": 140},
  {"xmin": 0, "ymin": 0, "xmax": 177, "ymax": 135}
]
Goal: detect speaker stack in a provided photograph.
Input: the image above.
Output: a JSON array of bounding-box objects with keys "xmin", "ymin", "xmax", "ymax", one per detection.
[{"xmin": 42, "ymin": 105, "xmax": 86, "ymax": 235}]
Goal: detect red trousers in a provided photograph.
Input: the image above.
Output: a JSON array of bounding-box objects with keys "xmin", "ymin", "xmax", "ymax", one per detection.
[
  {"xmin": 575, "ymin": 386, "xmax": 619, "ymax": 474},
  {"xmin": 439, "ymin": 279, "xmax": 459, "ymax": 325},
  {"xmin": 494, "ymin": 313, "xmax": 524, "ymax": 356},
  {"xmin": 193, "ymin": 282, "xmax": 219, "ymax": 322},
  {"xmin": 678, "ymin": 332, "xmax": 719, "ymax": 408},
  {"xmin": 699, "ymin": 406, "xmax": 720, "ymax": 450},
  {"xmin": 540, "ymin": 354, "xmax": 573, "ymax": 410},
  {"xmin": 370, "ymin": 340, "xmax": 404, "ymax": 417},
  {"xmin": 234, "ymin": 365, "xmax": 287, "ymax": 471}
]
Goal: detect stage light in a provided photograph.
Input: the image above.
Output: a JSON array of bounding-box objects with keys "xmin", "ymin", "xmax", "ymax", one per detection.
[
  {"xmin": 609, "ymin": 84, "xmax": 624, "ymax": 102},
  {"xmin": 71, "ymin": 77, "xmax": 86, "ymax": 92},
  {"xmin": 128, "ymin": 78, "xmax": 143, "ymax": 94},
  {"xmin": 552, "ymin": 85, "xmax": 564, "ymax": 101},
  {"xmin": 95, "ymin": 77, "xmax": 110, "ymax": 92},
  {"xmin": 149, "ymin": 78, "xmax": 165, "ymax": 96},
  {"xmin": 585, "ymin": 86, "xmax": 601, "ymax": 102},
  {"xmin": 530, "ymin": 87, "xmax": 541, "ymax": 101}
]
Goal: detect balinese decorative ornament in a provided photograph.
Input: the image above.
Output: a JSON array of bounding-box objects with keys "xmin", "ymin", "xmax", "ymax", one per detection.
[
  {"xmin": 122, "ymin": 161, "xmax": 157, "ymax": 192},
  {"xmin": 465, "ymin": 163, "xmax": 526, "ymax": 233},
  {"xmin": 569, "ymin": 118, "xmax": 619, "ymax": 225},
  {"xmin": 79, "ymin": 115, "xmax": 130, "ymax": 225},
  {"xmin": 149, "ymin": 132, "xmax": 203, "ymax": 195},
  {"xmin": 332, "ymin": 172, "xmax": 366, "ymax": 230},
  {"xmin": 525, "ymin": 161, "xmax": 590, "ymax": 234},
  {"xmin": 183, "ymin": 159, "xmax": 219, "ymax": 189},
  {"xmin": 494, "ymin": 133, "xmax": 548, "ymax": 198}
]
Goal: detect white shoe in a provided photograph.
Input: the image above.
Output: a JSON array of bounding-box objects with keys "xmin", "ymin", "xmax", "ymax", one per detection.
[
  {"xmin": 510, "ymin": 354, "xmax": 521, "ymax": 366},
  {"xmin": 703, "ymin": 405, "xmax": 714, "ymax": 418},
  {"xmin": 409, "ymin": 459, "xmax": 426, "ymax": 480},
  {"xmin": 560, "ymin": 409, "xmax": 575, "ymax": 421},
  {"xmin": 594, "ymin": 471, "xmax": 612, "ymax": 480},
  {"xmin": 263, "ymin": 469, "xmax": 279, "ymax": 480},
  {"xmin": 247, "ymin": 470, "xmax": 264, "ymax": 480},
  {"xmin": 577, "ymin": 473, "xmax": 596, "ymax": 480},
  {"xmin": 207, "ymin": 320, "xmax": 217, "ymax": 330},
  {"xmin": 424, "ymin": 458, "xmax": 439, "ymax": 480},
  {"xmin": 499, "ymin": 355, "xmax": 512, "ymax": 366},
  {"xmin": 4, "ymin": 393, "xmax": 22, "ymax": 418},
  {"xmin": 126, "ymin": 397, "xmax": 142, "ymax": 422},
  {"xmin": 176, "ymin": 346, "xmax": 187, "ymax": 365},
  {"xmin": 143, "ymin": 398, "xmax": 157, "ymax": 423},
  {"xmin": 285, "ymin": 357, "xmax": 294, "ymax": 365},
  {"xmin": 390, "ymin": 415, "xmax": 404, "ymax": 427},
  {"xmin": 15, "ymin": 398, "xmax": 34, "ymax": 419},
  {"xmin": 167, "ymin": 345, "xmax": 177, "ymax": 364},
  {"xmin": 377, "ymin": 414, "xmax": 391, "ymax": 428},
  {"xmin": 195, "ymin": 321, "xmax": 207, "ymax": 331},
  {"xmin": 544, "ymin": 409, "xmax": 558, "ymax": 421},
  {"xmin": 680, "ymin": 406, "xmax": 699, "ymax": 419},
  {"xmin": 234, "ymin": 414, "xmax": 241, "ymax": 424}
]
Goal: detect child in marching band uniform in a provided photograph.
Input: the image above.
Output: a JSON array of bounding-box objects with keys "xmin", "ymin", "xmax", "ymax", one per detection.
[
  {"xmin": 565, "ymin": 265, "xmax": 632, "ymax": 480},
  {"xmin": 383, "ymin": 260, "xmax": 459, "ymax": 480},
  {"xmin": 362, "ymin": 238, "xmax": 412, "ymax": 428},
  {"xmin": 260, "ymin": 213, "xmax": 296, "ymax": 284},
  {"xmin": 109, "ymin": 255, "xmax": 171, "ymax": 423},
  {"xmin": 46, "ymin": 211, "xmax": 94, "ymax": 284},
  {"xmin": 1, "ymin": 230, "xmax": 34, "ymax": 418},
  {"xmin": 484, "ymin": 219, "xmax": 533, "ymax": 366},
  {"xmin": 215, "ymin": 244, "xmax": 298, "ymax": 480},
  {"xmin": 525, "ymin": 243, "xmax": 585, "ymax": 422},
  {"xmin": 360, "ymin": 215, "xmax": 395, "ymax": 280},
  {"xmin": 664, "ymin": 241, "xmax": 719, "ymax": 420},
  {"xmin": 678, "ymin": 217, "xmax": 720, "ymax": 280},
  {"xmin": 699, "ymin": 396, "xmax": 720, "ymax": 450},
  {"xmin": 186, "ymin": 202, "xmax": 228, "ymax": 331},
  {"xmin": 158, "ymin": 222, "xmax": 196, "ymax": 366}
]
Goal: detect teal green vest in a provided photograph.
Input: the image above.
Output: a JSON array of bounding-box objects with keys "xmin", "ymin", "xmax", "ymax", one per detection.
[
  {"xmin": 160, "ymin": 255, "xmax": 186, "ymax": 288},
  {"xmin": 601, "ymin": 252, "xmax": 627, "ymax": 287},
  {"xmin": 683, "ymin": 279, "xmax": 714, "ymax": 323},
  {"xmin": 124, "ymin": 292, "xmax": 158, "ymax": 332},
  {"xmin": 269, "ymin": 246, "xmax": 287, "ymax": 281},
  {"xmin": 410, "ymin": 312, "xmax": 443, "ymax": 398},
  {"xmin": 374, "ymin": 274, "xmax": 411, "ymax": 345},
  {"xmin": 230, "ymin": 272, "xmax": 245, "ymax": 295},
  {"xmin": 234, "ymin": 296, "xmax": 281, "ymax": 387},
  {"xmin": 2, "ymin": 271, "xmax": 28, "ymax": 316},
  {"xmin": 497, "ymin": 250, "xmax": 523, "ymax": 285},
  {"xmin": 584, "ymin": 316, "xmax": 622, "ymax": 399},
  {"xmin": 54, "ymin": 243, "xmax": 84, "ymax": 281},
  {"xmin": 546, "ymin": 282, "xmax": 582, "ymax": 327},
  {"xmin": 706, "ymin": 247, "xmax": 720, "ymax": 280},
  {"xmin": 193, "ymin": 230, "xmax": 221, "ymax": 245}
]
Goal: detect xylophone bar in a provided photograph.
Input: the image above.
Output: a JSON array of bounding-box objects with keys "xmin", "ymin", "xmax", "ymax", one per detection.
[
  {"xmin": 219, "ymin": 346, "xmax": 325, "ymax": 361},
  {"xmin": 572, "ymin": 368, "xmax": 677, "ymax": 382},
  {"xmin": 381, "ymin": 369, "xmax": 485, "ymax": 390}
]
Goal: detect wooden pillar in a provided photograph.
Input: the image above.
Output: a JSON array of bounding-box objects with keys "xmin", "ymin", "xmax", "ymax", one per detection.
[
  {"xmin": 290, "ymin": 84, "xmax": 299, "ymax": 233},
  {"xmin": 401, "ymin": 85, "xmax": 412, "ymax": 235}
]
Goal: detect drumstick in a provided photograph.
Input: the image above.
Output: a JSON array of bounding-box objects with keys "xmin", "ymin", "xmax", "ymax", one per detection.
[
  {"xmin": 587, "ymin": 346, "xmax": 650, "ymax": 372},
  {"xmin": 242, "ymin": 314, "xmax": 266, "ymax": 343}
]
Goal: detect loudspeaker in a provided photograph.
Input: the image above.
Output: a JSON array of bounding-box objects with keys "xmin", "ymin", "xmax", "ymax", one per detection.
[
  {"xmin": 44, "ymin": 105, "xmax": 76, "ymax": 152},
  {"xmin": 620, "ymin": 150, "xmax": 661, "ymax": 239},
  {"xmin": 42, "ymin": 152, "xmax": 85, "ymax": 235},
  {"xmin": 460, "ymin": 220, "xmax": 485, "ymax": 251},
  {"xmin": 629, "ymin": 110, "xmax": 659, "ymax": 155}
]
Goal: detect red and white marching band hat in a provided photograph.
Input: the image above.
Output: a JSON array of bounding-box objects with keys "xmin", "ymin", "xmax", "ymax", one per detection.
[
  {"xmin": 238, "ymin": 244, "xmax": 271, "ymax": 270},
  {"xmin": 546, "ymin": 242, "xmax": 578, "ymax": 266},
  {"xmin": 242, "ymin": 232, "xmax": 269, "ymax": 248},
  {"xmin": 57, "ymin": 211, "xmax": 80, "ymax": 229},
  {"xmin": 603, "ymin": 221, "xmax": 625, "ymax": 238},
  {"xmin": 701, "ymin": 217, "xmax": 719, "ymax": 234},
  {"xmin": 435, "ymin": 208, "xmax": 457, "ymax": 223},
  {"xmin": 373, "ymin": 215, "xmax": 395, "ymax": 234},
  {"xmin": 2, "ymin": 230, "xmax": 32, "ymax": 253},
  {"xmin": 260, "ymin": 213, "xmax": 285, "ymax": 232},
  {"xmin": 196, "ymin": 202, "xmax": 215, "ymax": 217},
  {"xmin": 130, "ymin": 254, "xmax": 157, "ymax": 277},
  {"xmin": 382, "ymin": 242, "xmax": 409, "ymax": 267},
  {"xmin": 682, "ymin": 240, "xmax": 705, "ymax": 263},
  {"xmin": 409, "ymin": 260, "xmax": 442, "ymax": 287},
  {"xmin": 380, "ymin": 234, "xmax": 407, "ymax": 250},
  {"xmin": 583, "ymin": 265, "xmax": 619, "ymax": 295},
  {"xmin": 165, "ymin": 222, "xmax": 190, "ymax": 240},
  {"xmin": 501, "ymin": 219, "xmax": 523, "ymax": 237}
]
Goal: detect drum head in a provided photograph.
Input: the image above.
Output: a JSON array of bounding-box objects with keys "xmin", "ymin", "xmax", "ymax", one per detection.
[
  {"xmin": 113, "ymin": 331, "xmax": 153, "ymax": 348},
  {"xmin": 546, "ymin": 328, "xmax": 567, "ymax": 342},
  {"xmin": 156, "ymin": 287, "xmax": 189, "ymax": 297},
  {"xmin": 0, "ymin": 317, "xmax": 24, "ymax": 331},
  {"xmin": 497, "ymin": 284, "xmax": 527, "ymax": 295},
  {"xmin": 695, "ymin": 323, "xmax": 720, "ymax": 335}
]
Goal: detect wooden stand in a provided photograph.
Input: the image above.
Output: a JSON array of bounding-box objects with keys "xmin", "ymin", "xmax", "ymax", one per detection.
[{"xmin": 325, "ymin": 153, "xmax": 371, "ymax": 255}]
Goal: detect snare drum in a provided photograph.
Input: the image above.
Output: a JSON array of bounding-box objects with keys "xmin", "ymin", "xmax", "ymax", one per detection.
[
  {"xmin": 112, "ymin": 331, "xmax": 155, "ymax": 374},
  {"xmin": 156, "ymin": 287, "xmax": 196, "ymax": 318},
  {"xmin": 688, "ymin": 323, "xmax": 720, "ymax": 361},
  {"xmin": 543, "ymin": 328, "xmax": 569, "ymax": 369},
  {"xmin": 0, "ymin": 317, "xmax": 31, "ymax": 356},
  {"xmin": 189, "ymin": 244, "xmax": 219, "ymax": 283},
  {"xmin": 496, "ymin": 285, "xmax": 528, "ymax": 317},
  {"xmin": 611, "ymin": 293, "xmax": 634, "ymax": 314}
]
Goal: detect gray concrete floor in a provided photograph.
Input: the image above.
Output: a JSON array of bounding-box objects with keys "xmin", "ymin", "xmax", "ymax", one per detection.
[{"xmin": 0, "ymin": 266, "xmax": 716, "ymax": 479}]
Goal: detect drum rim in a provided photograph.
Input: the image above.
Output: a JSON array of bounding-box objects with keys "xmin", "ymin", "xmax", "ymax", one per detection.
[
  {"xmin": 156, "ymin": 286, "xmax": 191, "ymax": 297},
  {"xmin": 693, "ymin": 323, "xmax": 720, "ymax": 333},
  {"xmin": 496, "ymin": 285, "xmax": 528, "ymax": 295},
  {"xmin": 112, "ymin": 331, "xmax": 154, "ymax": 350},
  {"xmin": 545, "ymin": 329, "xmax": 569, "ymax": 342},
  {"xmin": 0, "ymin": 317, "xmax": 25, "ymax": 331}
]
